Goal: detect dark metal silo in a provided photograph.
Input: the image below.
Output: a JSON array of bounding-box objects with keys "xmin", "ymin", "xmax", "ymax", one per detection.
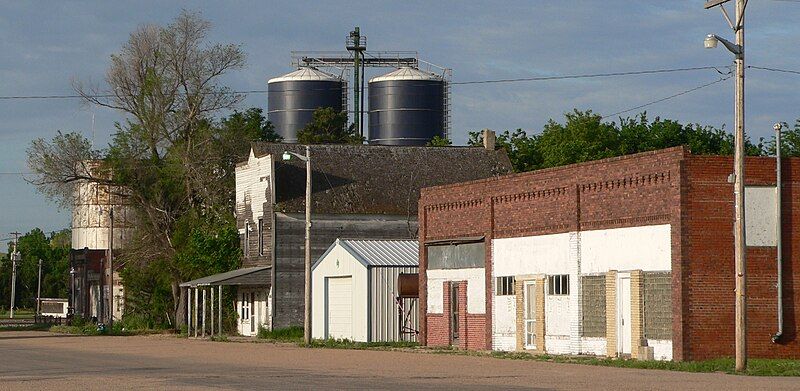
[
  {"xmin": 268, "ymin": 67, "xmax": 345, "ymax": 143},
  {"xmin": 368, "ymin": 67, "xmax": 445, "ymax": 146}
]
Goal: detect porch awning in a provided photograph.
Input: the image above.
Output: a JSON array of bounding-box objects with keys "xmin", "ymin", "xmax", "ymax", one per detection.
[{"xmin": 180, "ymin": 266, "xmax": 271, "ymax": 288}]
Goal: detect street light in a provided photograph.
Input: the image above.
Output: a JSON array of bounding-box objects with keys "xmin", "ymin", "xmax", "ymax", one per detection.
[
  {"xmin": 705, "ymin": 0, "xmax": 747, "ymax": 372},
  {"xmin": 282, "ymin": 146, "xmax": 312, "ymax": 346}
]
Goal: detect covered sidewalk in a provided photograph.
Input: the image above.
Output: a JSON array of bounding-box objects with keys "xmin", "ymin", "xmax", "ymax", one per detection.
[{"xmin": 180, "ymin": 266, "xmax": 271, "ymax": 338}]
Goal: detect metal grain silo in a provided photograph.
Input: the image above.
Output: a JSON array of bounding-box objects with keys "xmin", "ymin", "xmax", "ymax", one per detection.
[
  {"xmin": 268, "ymin": 67, "xmax": 345, "ymax": 143},
  {"xmin": 368, "ymin": 67, "xmax": 445, "ymax": 146}
]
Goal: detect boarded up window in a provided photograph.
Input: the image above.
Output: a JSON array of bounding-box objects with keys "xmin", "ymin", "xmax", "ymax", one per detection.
[
  {"xmin": 644, "ymin": 272, "xmax": 672, "ymax": 340},
  {"xmin": 581, "ymin": 275, "xmax": 606, "ymax": 337},
  {"xmin": 427, "ymin": 242, "xmax": 484, "ymax": 270}
]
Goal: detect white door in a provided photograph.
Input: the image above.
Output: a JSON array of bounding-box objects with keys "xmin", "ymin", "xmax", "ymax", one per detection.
[
  {"xmin": 524, "ymin": 281, "xmax": 537, "ymax": 349},
  {"xmin": 326, "ymin": 277, "xmax": 353, "ymax": 340},
  {"xmin": 239, "ymin": 290, "xmax": 252, "ymax": 336},
  {"xmin": 618, "ymin": 276, "xmax": 632, "ymax": 355}
]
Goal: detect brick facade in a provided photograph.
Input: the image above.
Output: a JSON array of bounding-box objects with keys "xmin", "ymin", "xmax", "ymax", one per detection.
[{"xmin": 419, "ymin": 146, "xmax": 800, "ymax": 361}]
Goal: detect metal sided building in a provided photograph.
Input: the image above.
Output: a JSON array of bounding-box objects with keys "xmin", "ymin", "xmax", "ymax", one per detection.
[
  {"xmin": 185, "ymin": 141, "xmax": 512, "ymax": 336},
  {"xmin": 312, "ymin": 239, "xmax": 419, "ymax": 342},
  {"xmin": 418, "ymin": 147, "xmax": 800, "ymax": 362}
]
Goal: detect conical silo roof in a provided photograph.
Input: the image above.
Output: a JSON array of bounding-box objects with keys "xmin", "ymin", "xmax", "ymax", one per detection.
[
  {"xmin": 268, "ymin": 67, "xmax": 341, "ymax": 84},
  {"xmin": 369, "ymin": 67, "xmax": 442, "ymax": 83}
]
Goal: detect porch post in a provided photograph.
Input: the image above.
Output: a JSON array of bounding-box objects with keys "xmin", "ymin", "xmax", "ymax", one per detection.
[
  {"xmin": 218, "ymin": 285, "xmax": 222, "ymax": 335},
  {"xmin": 210, "ymin": 286, "xmax": 215, "ymax": 337},
  {"xmin": 202, "ymin": 288, "xmax": 207, "ymax": 338},
  {"xmin": 193, "ymin": 287, "xmax": 198, "ymax": 338},
  {"xmin": 187, "ymin": 287, "xmax": 192, "ymax": 335}
]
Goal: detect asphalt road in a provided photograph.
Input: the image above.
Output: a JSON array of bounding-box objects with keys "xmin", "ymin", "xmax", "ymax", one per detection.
[{"xmin": 0, "ymin": 331, "xmax": 797, "ymax": 390}]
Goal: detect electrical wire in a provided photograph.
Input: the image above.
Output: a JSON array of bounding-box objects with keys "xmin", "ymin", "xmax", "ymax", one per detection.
[
  {"xmin": 451, "ymin": 66, "xmax": 730, "ymax": 85},
  {"xmin": 602, "ymin": 74, "xmax": 732, "ymax": 120},
  {"xmin": 747, "ymin": 65, "xmax": 800, "ymax": 75},
  {"xmin": 0, "ymin": 65, "xmax": 729, "ymax": 100}
]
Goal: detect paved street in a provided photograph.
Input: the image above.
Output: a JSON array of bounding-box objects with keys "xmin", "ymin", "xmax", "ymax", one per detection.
[{"xmin": 0, "ymin": 331, "xmax": 797, "ymax": 390}]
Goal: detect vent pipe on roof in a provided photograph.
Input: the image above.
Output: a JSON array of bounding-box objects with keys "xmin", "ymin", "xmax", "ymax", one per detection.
[{"xmin": 482, "ymin": 129, "xmax": 496, "ymax": 151}]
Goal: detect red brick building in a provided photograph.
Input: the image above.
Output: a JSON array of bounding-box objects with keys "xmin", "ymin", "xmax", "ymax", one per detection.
[{"xmin": 418, "ymin": 146, "xmax": 799, "ymax": 361}]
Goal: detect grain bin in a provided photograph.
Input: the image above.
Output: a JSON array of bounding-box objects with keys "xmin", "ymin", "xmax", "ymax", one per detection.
[
  {"xmin": 368, "ymin": 67, "xmax": 445, "ymax": 146},
  {"xmin": 268, "ymin": 67, "xmax": 345, "ymax": 143}
]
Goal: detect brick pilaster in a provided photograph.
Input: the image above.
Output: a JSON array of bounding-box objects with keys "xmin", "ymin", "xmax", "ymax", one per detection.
[
  {"xmin": 606, "ymin": 271, "xmax": 618, "ymax": 357},
  {"xmin": 630, "ymin": 270, "xmax": 645, "ymax": 359},
  {"xmin": 535, "ymin": 277, "xmax": 546, "ymax": 352}
]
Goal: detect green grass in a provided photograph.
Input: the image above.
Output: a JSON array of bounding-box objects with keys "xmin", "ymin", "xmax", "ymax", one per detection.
[
  {"xmin": 0, "ymin": 323, "xmax": 52, "ymax": 332},
  {"xmin": 429, "ymin": 349, "xmax": 800, "ymax": 376},
  {"xmin": 257, "ymin": 326, "xmax": 304, "ymax": 342},
  {"xmin": 307, "ymin": 338, "xmax": 418, "ymax": 350},
  {"xmin": 0, "ymin": 309, "xmax": 35, "ymax": 319},
  {"xmin": 49, "ymin": 324, "xmax": 166, "ymax": 336}
]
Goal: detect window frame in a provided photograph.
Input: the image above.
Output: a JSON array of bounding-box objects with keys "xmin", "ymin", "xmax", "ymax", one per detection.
[
  {"xmin": 495, "ymin": 276, "xmax": 515, "ymax": 296},
  {"xmin": 258, "ymin": 218, "xmax": 264, "ymax": 256},
  {"xmin": 547, "ymin": 274, "xmax": 570, "ymax": 296}
]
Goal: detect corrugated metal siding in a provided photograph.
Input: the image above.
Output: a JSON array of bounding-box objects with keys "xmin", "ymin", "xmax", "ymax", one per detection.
[{"xmin": 369, "ymin": 266, "xmax": 419, "ymax": 342}]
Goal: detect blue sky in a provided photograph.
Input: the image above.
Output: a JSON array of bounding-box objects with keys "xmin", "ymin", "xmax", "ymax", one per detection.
[{"xmin": 1, "ymin": 1, "xmax": 799, "ymax": 240}]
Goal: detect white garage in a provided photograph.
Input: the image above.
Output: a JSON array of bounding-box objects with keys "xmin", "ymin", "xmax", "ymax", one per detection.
[{"xmin": 312, "ymin": 239, "xmax": 419, "ymax": 342}]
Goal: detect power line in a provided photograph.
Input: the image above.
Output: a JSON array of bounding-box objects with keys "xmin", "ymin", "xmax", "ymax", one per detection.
[
  {"xmin": 0, "ymin": 65, "xmax": 729, "ymax": 100},
  {"xmin": 602, "ymin": 75, "xmax": 732, "ymax": 120},
  {"xmin": 747, "ymin": 65, "xmax": 800, "ymax": 75},
  {"xmin": 451, "ymin": 66, "xmax": 730, "ymax": 85}
]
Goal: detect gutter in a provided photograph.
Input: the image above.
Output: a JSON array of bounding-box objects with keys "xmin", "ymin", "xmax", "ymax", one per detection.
[{"xmin": 772, "ymin": 123, "xmax": 784, "ymax": 343}]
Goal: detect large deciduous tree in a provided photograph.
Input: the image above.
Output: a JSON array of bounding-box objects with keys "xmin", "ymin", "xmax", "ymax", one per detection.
[
  {"xmin": 296, "ymin": 107, "xmax": 363, "ymax": 144},
  {"xmin": 27, "ymin": 10, "xmax": 255, "ymax": 328},
  {"xmin": 471, "ymin": 110, "xmax": 771, "ymax": 173}
]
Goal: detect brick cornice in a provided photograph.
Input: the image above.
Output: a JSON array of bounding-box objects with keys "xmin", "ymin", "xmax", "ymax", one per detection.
[{"xmin": 581, "ymin": 214, "xmax": 671, "ymax": 230}]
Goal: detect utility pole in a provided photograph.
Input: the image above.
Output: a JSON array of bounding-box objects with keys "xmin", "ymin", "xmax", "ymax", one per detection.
[
  {"xmin": 282, "ymin": 146, "xmax": 313, "ymax": 345},
  {"xmin": 37, "ymin": 259, "xmax": 43, "ymax": 316},
  {"xmin": 704, "ymin": 0, "xmax": 747, "ymax": 371},
  {"xmin": 109, "ymin": 207, "xmax": 114, "ymax": 327},
  {"xmin": 9, "ymin": 232, "xmax": 20, "ymax": 319},
  {"xmin": 732, "ymin": 0, "xmax": 747, "ymax": 372},
  {"xmin": 304, "ymin": 146, "xmax": 312, "ymax": 345}
]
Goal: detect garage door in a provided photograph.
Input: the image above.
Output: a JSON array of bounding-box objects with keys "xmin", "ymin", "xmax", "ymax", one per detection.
[{"xmin": 326, "ymin": 276, "xmax": 353, "ymax": 340}]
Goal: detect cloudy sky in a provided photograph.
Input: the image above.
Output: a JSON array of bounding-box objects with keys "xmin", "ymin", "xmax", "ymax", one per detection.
[{"xmin": 1, "ymin": 0, "xmax": 798, "ymax": 239}]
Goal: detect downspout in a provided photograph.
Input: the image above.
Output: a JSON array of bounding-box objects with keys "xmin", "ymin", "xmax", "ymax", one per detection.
[{"xmin": 771, "ymin": 122, "xmax": 783, "ymax": 343}]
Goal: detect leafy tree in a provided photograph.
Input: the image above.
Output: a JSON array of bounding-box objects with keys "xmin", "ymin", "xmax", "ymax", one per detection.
[
  {"xmin": 26, "ymin": 11, "xmax": 249, "ymax": 328},
  {"xmin": 426, "ymin": 135, "xmax": 452, "ymax": 147},
  {"xmin": 0, "ymin": 229, "xmax": 71, "ymax": 311},
  {"xmin": 470, "ymin": 109, "xmax": 771, "ymax": 173},
  {"xmin": 763, "ymin": 119, "xmax": 800, "ymax": 157},
  {"xmin": 296, "ymin": 107, "xmax": 363, "ymax": 144}
]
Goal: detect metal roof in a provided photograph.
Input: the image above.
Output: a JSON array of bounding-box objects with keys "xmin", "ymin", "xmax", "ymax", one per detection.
[
  {"xmin": 180, "ymin": 266, "xmax": 271, "ymax": 287},
  {"xmin": 369, "ymin": 67, "xmax": 442, "ymax": 83},
  {"xmin": 313, "ymin": 239, "xmax": 419, "ymax": 270},
  {"xmin": 268, "ymin": 67, "xmax": 341, "ymax": 83}
]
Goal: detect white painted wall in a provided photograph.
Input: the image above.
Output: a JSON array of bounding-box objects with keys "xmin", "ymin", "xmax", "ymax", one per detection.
[
  {"xmin": 493, "ymin": 233, "xmax": 572, "ymax": 276},
  {"xmin": 312, "ymin": 243, "xmax": 369, "ymax": 341},
  {"xmin": 580, "ymin": 224, "xmax": 672, "ymax": 274},
  {"xmin": 491, "ymin": 225, "xmax": 673, "ymax": 356},
  {"xmin": 582, "ymin": 337, "xmax": 607, "ymax": 356},
  {"xmin": 492, "ymin": 295, "xmax": 516, "ymax": 351},
  {"xmin": 545, "ymin": 336, "xmax": 571, "ymax": 354},
  {"xmin": 745, "ymin": 186, "xmax": 778, "ymax": 246},
  {"xmin": 427, "ymin": 268, "xmax": 485, "ymax": 314},
  {"xmin": 648, "ymin": 339, "xmax": 673, "ymax": 361},
  {"xmin": 235, "ymin": 150, "xmax": 273, "ymax": 232},
  {"xmin": 546, "ymin": 295, "xmax": 571, "ymax": 336}
]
